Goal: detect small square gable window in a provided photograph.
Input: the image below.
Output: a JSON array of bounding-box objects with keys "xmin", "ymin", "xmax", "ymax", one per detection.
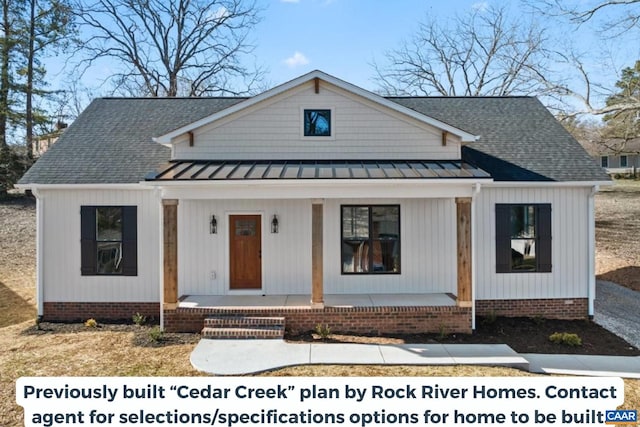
[{"xmin": 304, "ymin": 109, "xmax": 331, "ymax": 136}]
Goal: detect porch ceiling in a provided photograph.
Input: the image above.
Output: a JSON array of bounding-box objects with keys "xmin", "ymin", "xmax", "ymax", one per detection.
[{"xmin": 147, "ymin": 160, "xmax": 490, "ymax": 181}]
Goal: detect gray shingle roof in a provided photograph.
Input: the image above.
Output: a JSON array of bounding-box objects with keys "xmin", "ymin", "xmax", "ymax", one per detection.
[
  {"xmin": 19, "ymin": 97, "xmax": 245, "ymax": 185},
  {"xmin": 389, "ymin": 96, "xmax": 610, "ymax": 182},
  {"xmin": 19, "ymin": 95, "xmax": 609, "ymax": 185}
]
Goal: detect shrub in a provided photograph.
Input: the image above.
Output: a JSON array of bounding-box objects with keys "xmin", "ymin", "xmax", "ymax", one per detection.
[
  {"xmin": 314, "ymin": 323, "xmax": 332, "ymax": 339},
  {"xmin": 132, "ymin": 312, "xmax": 146, "ymax": 326},
  {"xmin": 84, "ymin": 318, "xmax": 98, "ymax": 328},
  {"xmin": 438, "ymin": 324, "xmax": 448, "ymax": 340},
  {"xmin": 149, "ymin": 326, "xmax": 164, "ymax": 342},
  {"xmin": 549, "ymin": 332, "xmax": 582, "ymax": 347},
  {"xmin": 482, "ymin": 310, "xmax": 498, "ymax": 325}
]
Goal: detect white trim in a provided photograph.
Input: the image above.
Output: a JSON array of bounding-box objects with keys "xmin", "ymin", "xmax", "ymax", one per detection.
[
  {"xmin": 156, "ymin": 188, "xmax": 165, "ymax": 330},
  {"xmin": 16, "ymin": 183, "xmax": 148, "ymax": 191},
  {"xmin": 484, "ymin": 181, "xmax": 611, "ymax": 188},
  {"xmin": 153, "ymin": 70, "xmax": 478, "ymax": 144},
  {"xmin": 226, "ymin": 211, "xmax": 264, "ymax": 294},
  {"xmin": 158, "ymin": 182, "xmax": 485, "ymax": 200},
  {"xmin": 587, "ymin": 185, "xmax": 598, "ymax": 317},
  {"xmin": 32, "ymin": 189, "xmax": 44, "ymax": 317},
  {"xmin": 471, "ymin": 183, "xmax": 481, "ymax": 330}
]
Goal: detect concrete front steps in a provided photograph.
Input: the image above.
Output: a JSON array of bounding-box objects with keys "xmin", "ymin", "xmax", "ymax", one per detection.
[{"xmin": 201, "ymin": 315, "xmax": 285, "ymax": 339}]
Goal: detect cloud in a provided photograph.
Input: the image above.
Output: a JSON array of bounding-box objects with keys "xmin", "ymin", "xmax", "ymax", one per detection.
[
  {"xmin": 284, "ymin": 52, "xmax": 310, "ymax": 68},
  {"xmin": 471, "ymin": 1, "xmax": 489, "ymax": 12}
]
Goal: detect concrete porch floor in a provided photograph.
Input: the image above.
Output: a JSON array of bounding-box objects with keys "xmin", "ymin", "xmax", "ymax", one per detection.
[{"xmin": 178, "ymin": 293, "xmax": 457, "ymax": 309}]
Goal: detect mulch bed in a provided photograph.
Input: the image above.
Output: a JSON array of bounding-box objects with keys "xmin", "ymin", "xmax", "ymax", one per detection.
[{"xmin": 286, "ymin": 316, "xmax": 640, "ymax": 356}]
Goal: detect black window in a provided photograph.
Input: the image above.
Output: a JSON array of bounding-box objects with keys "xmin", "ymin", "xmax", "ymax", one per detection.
[
  {"xmin": 341, "ymin": 205, "xmax": 400, "ymax": 274},
  {"xmin": 620, "ymin": 155, "xmax": 628, "ymax": 168},
  {"xmin": 81, "ymin": 206, "xmax": 137, "ymax": 276},
  {"xmin": 496, "ymin": 204, "xmax": 551, "ymax": 273},
  {"xmin": 601, "ymin": 156, "xmax": 608, "ymax": 168},
  {"xmin": 304, "ymin": 109, "xmax": 331, "ymax": 136}
]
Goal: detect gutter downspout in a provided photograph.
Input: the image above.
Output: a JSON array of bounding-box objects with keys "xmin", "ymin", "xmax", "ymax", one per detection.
[
  {"xmin": 32, "ymin": 189, "xmax": 44, "ymax": 319},
  {"xmin": 156, "ymin": 188, "xmax": 165, "ymax": 330},
  {"xmin": 587, "ymin": 185, "xmax": 599, "ymax": 318},
  {"xmin": 471, "ymin": 182, "xmax": 481, "ymax": 330}
]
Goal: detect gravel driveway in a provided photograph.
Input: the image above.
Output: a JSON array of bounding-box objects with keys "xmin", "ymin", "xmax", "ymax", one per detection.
[{"xmin": 595, "ymin": 280, "xmax": 640, "ymax": 349}]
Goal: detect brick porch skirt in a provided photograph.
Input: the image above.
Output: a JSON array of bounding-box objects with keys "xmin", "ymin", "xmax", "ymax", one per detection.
[
  {"xmin": 163, "ymin": 306, "xmax": 473, "ymax": 335},
  {"xmin": 475, "ymin": 298, "xmax": 589, "ymax": 319},
  {"xmin": 43, "ymin": 302, "xmax": 160, "ymax": 322},
  {"xmin": 41, "ymin": 298, "xmax": 588, "ymax": 331}
]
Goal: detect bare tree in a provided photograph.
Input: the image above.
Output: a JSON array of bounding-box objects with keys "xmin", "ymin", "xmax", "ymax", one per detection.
[
  {"xmin": 73, "ymin": 0, "xmax": 263, "ymax": 97},
  {"xmin": 521, "ymin": 0, "xmax": 640, "ymax": 120},
  {"xmin": 373, "ymin": 5, "xmax": 553, "ymax": 97},
  {"xmin": 528, "ymin": 0, "xmax": 640, "ymax": 34}
]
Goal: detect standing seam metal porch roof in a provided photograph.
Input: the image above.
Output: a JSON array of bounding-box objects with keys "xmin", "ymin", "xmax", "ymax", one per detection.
[{"xmin": 146, "ymin": 160, "xmax": 491, "ymax": 181}]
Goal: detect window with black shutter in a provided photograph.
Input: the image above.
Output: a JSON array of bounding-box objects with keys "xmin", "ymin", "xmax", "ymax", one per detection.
[
  {"xmin": 81, "ymin": 206, "xmax": 137, "ymax": 276},
  {"xmin": 495, "ymin": 203, "xmax": 551, "ymax": 273}
]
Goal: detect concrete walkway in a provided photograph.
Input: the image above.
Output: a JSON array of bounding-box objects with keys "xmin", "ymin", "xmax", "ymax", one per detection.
[
  {"xmin": 191, "ymin": 340, "xmax": 640, "ymax": 377},
  {"xmin": 595, "ymin": 280, "xmax": 640, "ymax": 349}
]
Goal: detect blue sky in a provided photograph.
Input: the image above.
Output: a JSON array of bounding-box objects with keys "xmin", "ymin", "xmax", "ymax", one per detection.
[
  {"xmin": 43, "ymin": 0, "xmax": 638, "ymax": 111},
  {"xmin": 252, "ymin": 0, "xmax": 496, "ymax": 89}
]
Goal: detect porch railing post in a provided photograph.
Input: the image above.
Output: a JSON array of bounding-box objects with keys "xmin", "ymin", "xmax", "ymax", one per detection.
[
  {"xmin": 456, "ymin": 197, "xmax": 472, "ymax": 307},
  {"xmin": 163, "ymin": 199, "xmax": 179, "ymax": 309},
  {"xmin": 311, "ymin": 200, "xmax": 324, "ymax": 308}
]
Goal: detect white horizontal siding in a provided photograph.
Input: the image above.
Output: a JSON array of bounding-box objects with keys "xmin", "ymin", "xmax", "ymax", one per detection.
[
  {"xmin": 475, "ymin": 186, "xmax": 590, "ymax": 300},
  {"xmin": 178, "ymin": 199, "xmax": 311, "ymax": 295},
  {"xmin": 40, "ymin": 189, "xmax": 160, "ymax": 302},
  {"xmin": 173, "ymin": 81, "xmax": 461, "ymax": 160},
  {"xmin": 324, "ymin": 198, "xmax": 457, "ymax": 294}
]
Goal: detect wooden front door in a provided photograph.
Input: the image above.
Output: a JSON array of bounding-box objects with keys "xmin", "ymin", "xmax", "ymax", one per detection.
[{"xmin": 229, "ymin": 215, "xmax": 262, "ymax": 289}]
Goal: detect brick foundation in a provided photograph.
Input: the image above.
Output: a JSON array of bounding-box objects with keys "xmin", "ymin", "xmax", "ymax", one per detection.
[
  {"xmin": 43, "ymin": 302, "xmax": 160, "ymax": 322},
  {"xmin": 163, "ymin": 305, "xmax": 473, "ymax": 335},
  {"xmin": 475, "ymin": 298, "xmax": 589, "ymax": 319}
]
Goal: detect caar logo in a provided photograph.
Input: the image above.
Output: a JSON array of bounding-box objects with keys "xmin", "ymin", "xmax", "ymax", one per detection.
[{"xmin": 606, "ymin": 410, "xmax": 637, "ymax": 424}]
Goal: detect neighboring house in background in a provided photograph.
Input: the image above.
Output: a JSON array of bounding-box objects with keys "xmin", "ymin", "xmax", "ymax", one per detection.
[
  {"xmin": 581, "ymin": 138, "xmax": 640, "ymax": 176},
  {"xmin": 32, "ymin": 122, "xmax": 68, "ymax": 157},
  {"xmin": 17, "ymin": 71, "xmax": 610, "ymax": 335}
]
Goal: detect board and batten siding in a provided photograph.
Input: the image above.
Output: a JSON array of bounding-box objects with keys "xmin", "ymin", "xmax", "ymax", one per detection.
[
  {"xmin": 475, "ymin": 186, "xmax": 591, "ymax": 300},
  {"xmin": 178, "ymin": 198, "xmax": 458, "ymax": 296},
  {"xmin": 178, "ymin": 199, "xmax": 311, "ymax": 296},
  {"xmin": 39, "ymin": 189, "xmax": 160, "ymax": 302},
  {"xmin": 324, "ymin": 198, "xmax": 457, "ymax": 294},
  {"xmin": 172, "ymin": 81, "xmax": 461, "ymax": 161}
]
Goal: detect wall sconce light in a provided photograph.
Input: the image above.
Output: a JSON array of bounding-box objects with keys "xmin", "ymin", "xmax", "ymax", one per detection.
[
  {"xmin": 271, "ymin": 215, "xmax": 279, "ymax": 233},
  {"xmin": 210, "ymin": 215, "xmax": 217, "ymax": 234}
]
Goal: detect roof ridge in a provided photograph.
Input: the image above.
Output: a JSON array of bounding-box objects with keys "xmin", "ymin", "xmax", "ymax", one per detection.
[{"xmin": 100, "ymin": 96, "xmax": 249, "ymax": 100}]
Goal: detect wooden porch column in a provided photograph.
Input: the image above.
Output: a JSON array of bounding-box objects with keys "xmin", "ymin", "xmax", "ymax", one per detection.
[
  {"xmin": 163, "ymin": 199, "xmax": 179, "ymax": 309},
  {"xmin": 311, "ymin": 201, "xmax": 324, "ymax": 308},
  {"xmin": 456, "ymin": 197, "xmax": 472, "ymax": 307}
]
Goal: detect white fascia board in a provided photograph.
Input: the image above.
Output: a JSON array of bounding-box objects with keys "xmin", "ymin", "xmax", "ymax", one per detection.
[
  {"xmin": 484, "ymin": 180, "xmax": 612, "ymax": 188},
  {"xmin": 146, "ymin": 178, "xmax": 493, "ymax": 200},
  {"xmin": 16, "ymin": 183, "xmax": 149, "ymax": 191},
  {"xmin": 153, "ymin": 70, "xmax": 478, "ymax": 144}
]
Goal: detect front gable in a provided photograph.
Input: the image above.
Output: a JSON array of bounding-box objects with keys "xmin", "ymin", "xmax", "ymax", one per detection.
[{"xmin": 157, "ymin": 71, "xmax": 477, "ymax": 161}]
